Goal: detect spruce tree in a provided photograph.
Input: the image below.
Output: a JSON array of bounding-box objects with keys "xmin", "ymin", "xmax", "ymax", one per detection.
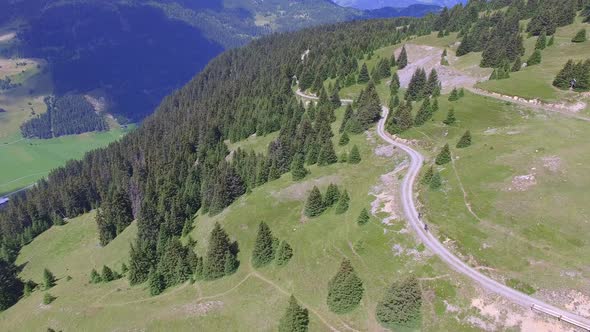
[
  {"xmin": 291, "ymin": 153, "xmax": 309, "ymax": 181},
  {"xmin": 330, "ymin": 84, "xmax": 342, "ymax": 108},
  {"xmin": 317, "ymin": 140, "xmax": 338, "ymax": 166},
  {"xmin": 339, "ymin": 151, "xmax": 348, "ymax": 163},
  {"xmin": 305, "ymin": 186, "xmax": 325, "ymax": 218},
  {"xmin": 23, "ymin": 281, "xmax": 33, "ymax": 297},
  {"xmin": 414, "ymin": 98, "xmax": 432, "ymax": 126},
  {"xmin": 375, "ymin": 277, "xmax": 422, "ymax": 329},
  {"xmin": 204, "ymin": 222, "xmax": 233, "ymax": 280},
  {"xmin": 194, "ymin": 257, "xmax": 204, "ymax": 280},
  {"xmin": 102, "ymin": 265, "xmax": 114, "ymax": 282},
  {"xmin": 348, "ymin": 145, "xmax": 361, "ymax": 164},
  {"xmin": 405, "ymin": 68, "xmax": 427, "ymax": 101},
  {"xmin": 547, "ymin": 35, "xmax": 555, "ymax": 46},
  {"xmin": 397, "ymin": 46, "xmax": 408, "ymax": 69},
  {"xmin": 335, "ymin": 190, "xmax": 350, "ymax": 214},
  {"xmin": 90, "ymin": 268, "xmax": 102, "ymax": 284},
  {"xmin": 357, "ymin": 208, "xmax": 370, "ymax": 225},
  {"xmin": 527, "ymin": 50, "xmax": 542, "ymax": 66},
  {"xmin": 224, "ymin": 250, "xmax": 239, "ymax": 275},
  {"xmin": 276, "ymin": 241, "xmax": 294, "ymax": 266},
  {"xmin": 456, "ymin": 130, "xmax": 472, "ymax": 148},
  {"xmin": 339, "ymin": 105, "xmax": 353, "ymax": 133},
  {"xmin": 324, "ymin": 183, "xmax": 341, "ymax": 207},
  {"xmin": 390, "ymin": 72, "xmax": 400, "ymax": 95},
  {"xmin": 43, "ymin": 268, "xmax": 56, "ymax": 290},
  {"xmin": 0, "ymin": 260, "xmax": 23, "ymax": 310},
  {"xmin": 43, "ymin": 292, "xmax": 56, "ymax": 305},
  {"xmin": 429, "ymin": 171, "xmax": 442, "ymax": 189},
  {"xmin": 535, "ymin": 31, "xmax": 547, "ymax": 50},
  {"xmin": 358, "ymin": 63, "xmax": 370, "ymax": 83},
  {"xmin": 148, "ymin": 269, "xmax": 165, "ymax": 296},
  {"xmin": 338, "ymin": 132, "xmax": 350, "ymax": 146},
  {"xmin": 511, "ymin": 57, "xmax": 522, "ymax": 72},
  {"xmin": 435, "ymin": 144, "xmax": 451, "ymax": 165},
  {"xmin": 252, "ymin": 222, "xmax": 276, "ymax": 268},
  {"xmin": 426, "ymin": 69, "xmax": 441, "ymax": 97},
  {"xmin": 421, "ymin": 166, "xmax": 434, "ymax": 185},
  {"xmin": 448, "ymin": 88, "xmax": 459, "ymax": 101},
  {"xmin": 389, "ymin": 95, "xmax": 400, "ymax": 110},
  {"xmin": 326, "ymin": 259, "xmax": 364, "ymax": 314},
  {"xmin": 572, "ymin": 29, "xmax": 587, "ymax": 43},
  {"xmin": 443, "ymin": 108, "xmax": 456, "ymax": 125},
  {"xmin": 278, "ymin": 295, "xmax": 309, "ymax": 332}
]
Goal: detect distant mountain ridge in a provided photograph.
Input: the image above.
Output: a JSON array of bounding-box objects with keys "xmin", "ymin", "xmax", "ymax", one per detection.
[{"xmin": 333, "ymin": 0, "xmax": 465, "ymax": 10}]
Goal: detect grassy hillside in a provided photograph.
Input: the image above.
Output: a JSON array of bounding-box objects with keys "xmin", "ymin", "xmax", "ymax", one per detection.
[{"xmin": 0, "ymin": 105, "xmax": 480, "ymax": 331}]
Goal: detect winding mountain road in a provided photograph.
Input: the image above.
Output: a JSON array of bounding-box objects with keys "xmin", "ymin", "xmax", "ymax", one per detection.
[{"xmin": 296, "ymin": 89, "xmax": 590, "ymax": 330}]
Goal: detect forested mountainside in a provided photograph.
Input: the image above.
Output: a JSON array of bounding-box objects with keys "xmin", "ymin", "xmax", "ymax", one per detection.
[
  {"xmin": 1, "ymin": 0, "xmax": 440, "ymax": 122},
  {"xmin": 1, "ymin": 0, "xmax": 589, "ymax": 315}
]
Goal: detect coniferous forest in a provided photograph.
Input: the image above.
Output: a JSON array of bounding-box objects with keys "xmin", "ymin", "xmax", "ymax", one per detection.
[
  {"xmin": 20, "ymin": 95, "xmax": 108, "ymax": 139},
  {"xmin": 2, "ymin": 0, "xmax": 590, "ymax": 314}
]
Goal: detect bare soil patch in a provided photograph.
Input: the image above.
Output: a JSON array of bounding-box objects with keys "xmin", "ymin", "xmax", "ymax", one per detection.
[
  {"xmin": 394, "ymin": 44, "xmax": 485, "ymax": 93},
  {"xmin": 271, "ymin": 175, "xmax": 341, "ymax": 201},
  {"xmin": 369, "ymin": 161, "xmax": 407, "ymax": 225},
  {"xmin": 507, "ymin": 173, "xmax": 537, "ymax": 192}
]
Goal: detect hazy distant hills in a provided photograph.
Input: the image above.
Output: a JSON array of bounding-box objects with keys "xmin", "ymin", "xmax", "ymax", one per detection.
[
  {"xmin": 333, "ymin": 0, "xmax": 466, "ymax": 10},
  {"xmin": 2, "ymin": 0, "xmax": 441, "ymax": 121}
]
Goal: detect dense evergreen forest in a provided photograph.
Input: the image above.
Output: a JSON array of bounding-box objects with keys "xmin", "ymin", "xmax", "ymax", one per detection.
[
  {"xmin": 19, "ymin": 95, "xmax": 108, "ymax": 139},
  {"xmin": 2, "ymin": 0, "xmax": 590, "ymax": 311}
]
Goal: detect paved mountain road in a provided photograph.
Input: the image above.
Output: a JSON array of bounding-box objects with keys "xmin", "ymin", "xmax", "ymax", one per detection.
[{"xmin": 296, "ymin": 89, "xmax": 590, "ymax": 330}]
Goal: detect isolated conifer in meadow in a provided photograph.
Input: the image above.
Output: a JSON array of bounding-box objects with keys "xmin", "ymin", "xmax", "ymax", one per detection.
[
  {"xmin": 375, "ymin": 277, "xmax": 422, "ymax": 329},
  {"xmin": 327, "ymin": 259, "xmax": 364, "ymax": 314},
  {"xmin": 348, "ymin": 145, "xmax": 361, "ymax": 164},
  {"xmin": 390, "ymin": 72, "xmax": 400, "ymax": 95},
  {"xmin": 43, "ymin": 268, "xmax": 56, "ymax": 290},
  {"xmin": 101, "ymin": 265, "xmax": 114, "ymax": 282},
  {"xmin": 535, "ymin": 30, "xmax": 547, "ymax": 50},
  {"xmin": 435, "ymin": 144, "xmax": 451, "ymax": 165},
  {"xmin": 339, "ymin": 150, "xmax": 349, "ymax": 163},
  {"xmin": 276, "ymin": 241, "xmax": 294, "ymax": 266},
  {"xmin": 443, "ymin": 108, "xmax": 456, "ymax": 125},
  {"xmin": 23, "ymin": 282, "xmax": 33, "ymax": 297},
  {"xmin": 547, "ymin": 35, "xmax": 555, "ymax": 46},
  {"xmin": 318, "ymin": 140, "xmax": 338, "ymax": 166},
  {"xmin": 90, "ymin": 268, "xmax": 101, "ymax": 284},
  {"xmin": 358, "ymin": 63, "xmax": 370, "ymax": 83},
  {"xmin": 291, "ymin": 153, "xmax": 309, "ymax": 181},
  {"xmin": 572, "ymin": 29, "xmax": 587, "ymax": 43},
  {"xmin": 148, "ymin": 269, "xmax": 165, "ymax": 296},
  {"xmin": 527, "ymin": 50, "xmax": 542, "ymax": 66},
  {"xmin": 279, "ymin": 295, "xmax": 309, "ymax": 332},
  {"xmin": 204, "ymin": 222, "xmax": 234, "ymax": 280},
  {"xmin": 305, "ymin": 186, "xmax": 325, "ymax": 218},
  {"xmin": 458, "ymin": 88, "xmax": 465, "ymax": 98},
  {"xmin": 252, "ymin": 222, "xmax": 276, "ymax": 268},
  {"xmin": 357, "ymin": 208, "xmax": 370, "ymax": 225},
  {"xmin": 324, "ymin": 183, "xmax": 341, "ymax": 207},
  {"xmin": 397, "ymin": 46, "xmax": 408, "ymax": 69},
  {"xmin": 421, "ymin": 165, "xmax": 434, "ymax": 185},
  {"xmin": 431, "ymin": 98, "xmax": 439, "ymax": 113},
  {"xmin": 448, "ymin": 88, "xmax": 459, "ymax": 101},
  {"xmin": 335, "ymin": 190, "xmax": 350, "ymax": 214},
  {"xmin": 339, "ymin": 132, "xmax": 350, "ymax": 146},
  {"xmin": 339, "ymin": 105, "xmax": 353, "ymax": 133},
  {"xmin": 456, "ymin": 130, "xmax": 472, "ymax": 148},
  {"xmin": 429, "ymin": 171, "xmax": 442, "ymax": 189},
  {"xmin": 43, "ymin": 292, "xmax": 56, "ymax": 305}
]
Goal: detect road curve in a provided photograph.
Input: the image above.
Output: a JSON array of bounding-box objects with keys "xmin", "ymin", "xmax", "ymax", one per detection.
[{"xmin": 296, "ymin": 89, "xmax": 590, "ymax": 330}]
